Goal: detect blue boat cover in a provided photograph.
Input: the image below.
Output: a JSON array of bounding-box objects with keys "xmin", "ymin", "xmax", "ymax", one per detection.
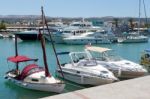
[
  {"xmin": 145, "ymin": 49, "xmax": 150, "ymax": 52},
  {"xmin": 57, "ymin": 52, "xmax": 70, "ymax": 55}
]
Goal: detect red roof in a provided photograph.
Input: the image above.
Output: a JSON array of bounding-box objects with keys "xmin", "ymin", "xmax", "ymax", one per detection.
[{"xmin": 7, "ymin": 55, "xmax": 37, "ymax": 63}]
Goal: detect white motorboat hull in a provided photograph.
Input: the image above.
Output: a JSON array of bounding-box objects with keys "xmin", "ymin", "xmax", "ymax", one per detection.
[
  {"xmin": 57, "ymin": 70, "xmax": 114, "ymax": 85},
  {"xmin": 63, "ymin": 38, "xmax": 111, "ymax": 45},
  {"xmin": 108, "ymin": 69, "xmax": 146, "ymax": 79},
  {"xmin": 6, "ymin": 77, "xmax": 65, "ymax": 93},
  {"xmin": 44, "ymin": 34, "xmax": 64, "ymax": 44},
  {"xmin": 96, "ymin": 61, "xmax": 147, "ymax": 79}
]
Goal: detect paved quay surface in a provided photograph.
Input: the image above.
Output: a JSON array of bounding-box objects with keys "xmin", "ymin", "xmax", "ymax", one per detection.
[{"xmin": 41, "ymin": 75, "xmax": 150, "ymax": 99}]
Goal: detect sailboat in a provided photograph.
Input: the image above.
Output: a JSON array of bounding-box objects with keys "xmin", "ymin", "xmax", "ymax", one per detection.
[
  {"xmin": 118, "ymin": 0, "xmax": 148, "ymax": 43},
  {"xmin": 5, "ymin": 6, "xmax": 65, "ymax": 93}
]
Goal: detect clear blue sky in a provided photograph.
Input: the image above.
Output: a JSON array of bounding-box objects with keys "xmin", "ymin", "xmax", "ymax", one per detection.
[{"xmin": 0, "ymin": 0, "xmax": 149, "ymax": 17}]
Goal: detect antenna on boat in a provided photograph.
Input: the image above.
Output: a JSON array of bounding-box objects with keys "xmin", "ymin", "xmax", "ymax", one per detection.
[
  {"xmin": 40, "ymin": 2, "xmax": 64, "ymax": 78},
  {"xmin": 138, "ymin": 0, "xmax": 141, "ymax": 34}
]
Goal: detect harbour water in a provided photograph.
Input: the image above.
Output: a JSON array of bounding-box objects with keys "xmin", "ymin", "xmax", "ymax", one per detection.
[{"xmin": 0, "ymin": 38, "xmax": 149, "ymax": 99}]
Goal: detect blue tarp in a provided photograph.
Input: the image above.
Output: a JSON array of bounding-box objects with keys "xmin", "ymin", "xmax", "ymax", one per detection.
[{"xmin": 57, "ymin": 52, "xmax": 70, "ymax": 55}]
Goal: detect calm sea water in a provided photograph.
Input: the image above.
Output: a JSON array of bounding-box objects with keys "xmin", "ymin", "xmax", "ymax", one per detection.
[{"xmin": 0, "ymin": 38, "xmax": 149, "ymax": 99}]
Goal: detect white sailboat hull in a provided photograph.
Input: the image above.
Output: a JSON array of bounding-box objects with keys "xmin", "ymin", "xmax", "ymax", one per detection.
[
  {"xmin": 118, "ymin": 36, "xmax": 149, "ymax": 43},
  {"xmin": 6, "ymin": 77, "xmax": 65, "ymax": 93}
]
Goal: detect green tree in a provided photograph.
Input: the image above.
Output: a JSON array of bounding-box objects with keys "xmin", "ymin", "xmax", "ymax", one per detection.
[
  {"xmin": 0, "ymin": 20, "xmax": 6, "ymax": 30},
  {"xmin": 113, "ymin": 18, "xmax": 119, "ymax": 28},
  {"xmin": 128, "ymin": 18, "xmax": 134, "ymax": 31}
]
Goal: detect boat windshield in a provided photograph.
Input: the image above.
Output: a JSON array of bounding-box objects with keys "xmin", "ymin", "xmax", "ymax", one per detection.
[
  {"xmin": 70, "ymin": 52, "xmax": 90, "ymax": 63},
  {"xmin": 77, "ymin": 60, "xmax": 97, "ymax": 67},
  {"xmin": 103, "ymin": 54, "xmax": 122, "ymax": 61},
  {"xmin": 89, "ymin": 50, "xmax": 122, "ymax": 61}
]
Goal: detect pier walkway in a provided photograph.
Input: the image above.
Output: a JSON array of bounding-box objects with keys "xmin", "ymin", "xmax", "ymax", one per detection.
[{"xmin": 41, "ymin": 75, "xmax": 150, "ymax": 99}]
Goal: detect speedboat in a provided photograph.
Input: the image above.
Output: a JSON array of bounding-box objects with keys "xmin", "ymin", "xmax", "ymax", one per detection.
[
  {"xmin": 5, "ymin": 31, "xmax": 65, "ymax": 93},
  {"xmin": 140, "ymin": 49, "xmax": 150, "ymax": 71},
  {"xmin": 85, "ymin": 46, "xmax": 147, "ymax": 79},
  {"xmin": 56, "ymin": 52, "xmax": 118, "ymax": 85}
]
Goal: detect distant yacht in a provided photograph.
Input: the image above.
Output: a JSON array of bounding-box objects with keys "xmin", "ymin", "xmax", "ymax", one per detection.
[
  {"xmin": 63, "ymin": 32, "xmax": 112, "ymax": 44},
  {"xmin": 15, "ymin": 30, "xmax": 39, "ymax": 41},
  {"xmin": 44, "ymin": 20, "xmax": 104, "ymax": 43}
]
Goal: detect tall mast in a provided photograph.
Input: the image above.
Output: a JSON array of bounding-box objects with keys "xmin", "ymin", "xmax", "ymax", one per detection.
[
  {"xmin": 143, "ymin": 0, "xmax": 148, "ymax": 28},
  {"xmin": 41, "ymin": 7, "xmax": 64, "ymax": 78},
  {"xmin": 138, "ymin": 0, "xmax": 141, "ymax": 34},
  {"xmin": 39, "ymin": 31, "xmax": 50, "ymax": 77},
  {"xmin": 40, "ymin": 6, "xmax": 51, "ymax": 77},
  {"xmin": 15, "ymin": 35, "xmax": 18, "ymax": 57}
]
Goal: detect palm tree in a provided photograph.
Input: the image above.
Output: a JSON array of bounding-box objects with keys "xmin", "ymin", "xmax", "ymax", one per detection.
[{"xmin": 113, "ymin": 18, "xmax": 119, "ymax": 28}]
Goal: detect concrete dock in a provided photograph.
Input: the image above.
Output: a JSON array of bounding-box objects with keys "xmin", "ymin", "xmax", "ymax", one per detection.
[{"xmin": 41, "ymin": 75, "xmax": 150, "ymax": 99}]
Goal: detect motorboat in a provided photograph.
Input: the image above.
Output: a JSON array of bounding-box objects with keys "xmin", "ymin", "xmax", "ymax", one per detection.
[
  {"xmin": 85, "ymin": 46, "xmax": 147, "ymax": 79},
  {"xmin": 70, "ymin": 21, "xmax": 102, "ymax": 32},
  {"xmin": 140, "ymin": 49, "xmax": 150, "ymax": 71},
  {"xmin": 63, "ymin": 32, "xmax": 112, "ymax": 45},
  {"xmin": 56, "ymin": 51, "xmax": 118, "ymax": 85},
  {"xmin": 44, "ymin": 20, "xmax": 104, "ymax": 44},
  {"xmin": 44, "ymin": 26, "xmax": 92, "ymax": 44}
]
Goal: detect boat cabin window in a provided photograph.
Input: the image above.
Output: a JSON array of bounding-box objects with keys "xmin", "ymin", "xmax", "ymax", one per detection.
[
  {"xmin": 101, "ymin": 71, "xmax": 108, "ymax": 74},
  {"xmin": 72, "ymin": 24, "xmax": 80, "ymax": 27},
  {"xmin": 89, "ymin": 50, "xmax": 122, "ymax": 61},
  {"xmin": 78, "ymin": 60, "xmax": 97, "ymax": 66},
  {"xmin": 63, "ymin": 31, "xmax": 71, "ymax": 33},
  {"xmin": 31, "ymin": 78, "xmax": 39, "ymax": 82}
]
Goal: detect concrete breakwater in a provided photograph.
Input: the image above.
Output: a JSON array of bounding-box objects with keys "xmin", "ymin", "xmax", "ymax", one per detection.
[{"xmin": 41, "ymin": 75, "xmax": 150, "ymax": 99}]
